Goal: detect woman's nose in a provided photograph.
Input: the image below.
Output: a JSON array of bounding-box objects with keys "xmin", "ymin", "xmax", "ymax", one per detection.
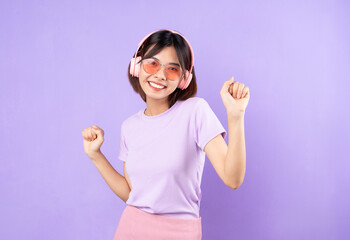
[{"xmin": 154, "ymin": 65, "xmax": 167, "ymax": 79}]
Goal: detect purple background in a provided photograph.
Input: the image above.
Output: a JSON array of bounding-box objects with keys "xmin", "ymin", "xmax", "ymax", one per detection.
[{"xmin": 1, "ymin": 0, "xmax": 349, "ymax": 239}]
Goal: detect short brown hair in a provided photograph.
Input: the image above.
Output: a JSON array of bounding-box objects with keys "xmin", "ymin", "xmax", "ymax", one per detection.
[{"xmin": 127, "ymin": 30, "xmax": 197, "ymax": 108}]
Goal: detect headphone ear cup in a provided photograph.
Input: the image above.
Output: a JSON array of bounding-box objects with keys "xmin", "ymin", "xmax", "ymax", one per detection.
[
  {"xmin": 177, "ymin": 70, "xmax": 192, "ymax": 90},
  {"xmin": 184, "ymin": 72, "xmax": 193, "ymax": 89},
  {"xmin": 129, "ymin": 56, "xmax": 142, "ymax": 77}
]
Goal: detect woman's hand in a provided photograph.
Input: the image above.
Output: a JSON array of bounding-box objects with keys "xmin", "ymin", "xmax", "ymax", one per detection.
[
  {"xmin": 81, "ymin": 125, "xmax": 104, "ymax": 158},
  {"xmin": 220, "ymin": 77, "xmax": 250, "ymax": 118}
]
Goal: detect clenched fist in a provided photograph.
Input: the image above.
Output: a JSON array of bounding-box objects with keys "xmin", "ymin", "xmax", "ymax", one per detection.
[
  {"xmin": 81, "ymin": 125, "xmax": 104, "ymax": 158},
  {"xmin": 220, "ymin": 76, "xmax": 250, "ymax": 117}
]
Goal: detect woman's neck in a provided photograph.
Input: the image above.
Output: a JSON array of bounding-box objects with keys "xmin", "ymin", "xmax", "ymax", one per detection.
[{"xmin": 144, "ymin": 98, "xmax": 169, "ymax": 116}]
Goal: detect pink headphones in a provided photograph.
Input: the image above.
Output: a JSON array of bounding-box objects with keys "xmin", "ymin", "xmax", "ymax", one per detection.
[{"xmin": 129, "ymin": 29, "xmax": 194, "ymax": 90}]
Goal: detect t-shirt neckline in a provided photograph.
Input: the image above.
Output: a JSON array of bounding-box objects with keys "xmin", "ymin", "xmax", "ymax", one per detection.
[{"xmin": 141, "ymin": 100, "xmax": 181, "ymax": 120}]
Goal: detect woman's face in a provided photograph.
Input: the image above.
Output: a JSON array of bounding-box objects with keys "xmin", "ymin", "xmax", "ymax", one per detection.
[{"xmin": 138, "ymin": 45, "xmax": 182, "ymax": 103}]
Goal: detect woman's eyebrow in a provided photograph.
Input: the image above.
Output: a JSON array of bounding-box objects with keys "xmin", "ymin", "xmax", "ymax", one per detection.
[{"xmin": 151, "ymin": 57, "xmax": 180, "ymax": 67}]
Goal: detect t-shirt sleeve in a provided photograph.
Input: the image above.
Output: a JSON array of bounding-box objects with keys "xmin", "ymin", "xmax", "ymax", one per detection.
[
  {"xmin": 118, "ymin": 122, "xmax": 128, "ymax": 162},
  {"xmin": 194, "ymin": 98, "xmax": 227, "ymax": 151}
]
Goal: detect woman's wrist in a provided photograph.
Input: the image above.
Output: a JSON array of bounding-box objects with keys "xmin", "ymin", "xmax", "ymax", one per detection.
[{"xmin": 87, "ymin": 150, "xmax": 103, "ymax": 161}]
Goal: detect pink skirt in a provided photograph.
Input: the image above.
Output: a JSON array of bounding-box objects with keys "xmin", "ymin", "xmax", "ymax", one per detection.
[{"xmin": 113, "ymin": 204, "xmax": 202, "ymax": 240}]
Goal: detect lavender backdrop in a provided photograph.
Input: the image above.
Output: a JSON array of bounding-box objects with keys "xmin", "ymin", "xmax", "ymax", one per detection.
[{"xmin": 1, "ymin": 0, "xmax": 349, "ymax": 239}]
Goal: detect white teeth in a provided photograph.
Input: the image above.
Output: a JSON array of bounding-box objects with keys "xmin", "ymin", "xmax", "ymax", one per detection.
[{"xmin": 149, "ymin": 81, "xmax": 165, "ymax": 89}]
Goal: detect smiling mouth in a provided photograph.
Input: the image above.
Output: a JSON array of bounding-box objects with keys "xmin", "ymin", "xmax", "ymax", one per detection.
[{"xmin": 148, "ymin": 81, "xmax": 167, "ymax": 89}]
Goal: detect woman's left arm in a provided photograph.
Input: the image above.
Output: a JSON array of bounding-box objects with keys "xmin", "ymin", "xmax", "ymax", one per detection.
[
  {"xmin": 220, "ymin": 77, "xmax": 250, "ymax": 188},
  {"xmin": 225, "ymin": 113, "xmax": 246, "ymax": 188}
]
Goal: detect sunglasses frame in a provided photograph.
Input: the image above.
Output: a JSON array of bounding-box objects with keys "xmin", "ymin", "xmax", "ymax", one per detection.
[{"xmin": 140, "ymin": 58, "xmax": 184, "ymax": 81}]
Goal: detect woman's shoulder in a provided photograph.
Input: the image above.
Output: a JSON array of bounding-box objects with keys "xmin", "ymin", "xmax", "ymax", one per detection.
[
  {"xmin": 177, "ymin": 97, "xmax": 210, "ymax": 119},
  {"xmin": 180, "ymin": 96, "xmax": 207, "ymax": 107},
  {"xmin": 182, "ymin": 97, "xmax": 212, "ymax": 113},
  {"xmin": 121, "ymin": 110, "xmax": 142, "ymax": 129}
]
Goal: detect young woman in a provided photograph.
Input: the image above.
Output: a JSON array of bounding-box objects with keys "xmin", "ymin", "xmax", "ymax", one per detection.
[{"xmin": 82, "ymin": 29, "xmax": 250, "ymax": 239}]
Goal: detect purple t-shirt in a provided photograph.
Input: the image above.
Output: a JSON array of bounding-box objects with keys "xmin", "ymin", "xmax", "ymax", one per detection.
[{"xmin": 118, "ymin": 96, "xmax": 227, "ymax": 219}]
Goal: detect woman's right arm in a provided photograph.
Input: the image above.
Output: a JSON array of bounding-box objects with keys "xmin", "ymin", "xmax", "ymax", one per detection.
[
  {"xmin": 82, "ymin": 125, "xmax": 130, "ymax": 203},
  {"xmin": 89, "ymin": 151, "xmax": 131, "ymax": 203}
]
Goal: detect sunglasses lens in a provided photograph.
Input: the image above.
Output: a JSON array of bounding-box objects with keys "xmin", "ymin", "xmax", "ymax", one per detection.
[
  {"xmin": 165, "ymin": 66, "xmax": 181, "ymax": 80},
  {"xmin": 143, "ymin": 59, "xmax": 160, "ymax": 74}
]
